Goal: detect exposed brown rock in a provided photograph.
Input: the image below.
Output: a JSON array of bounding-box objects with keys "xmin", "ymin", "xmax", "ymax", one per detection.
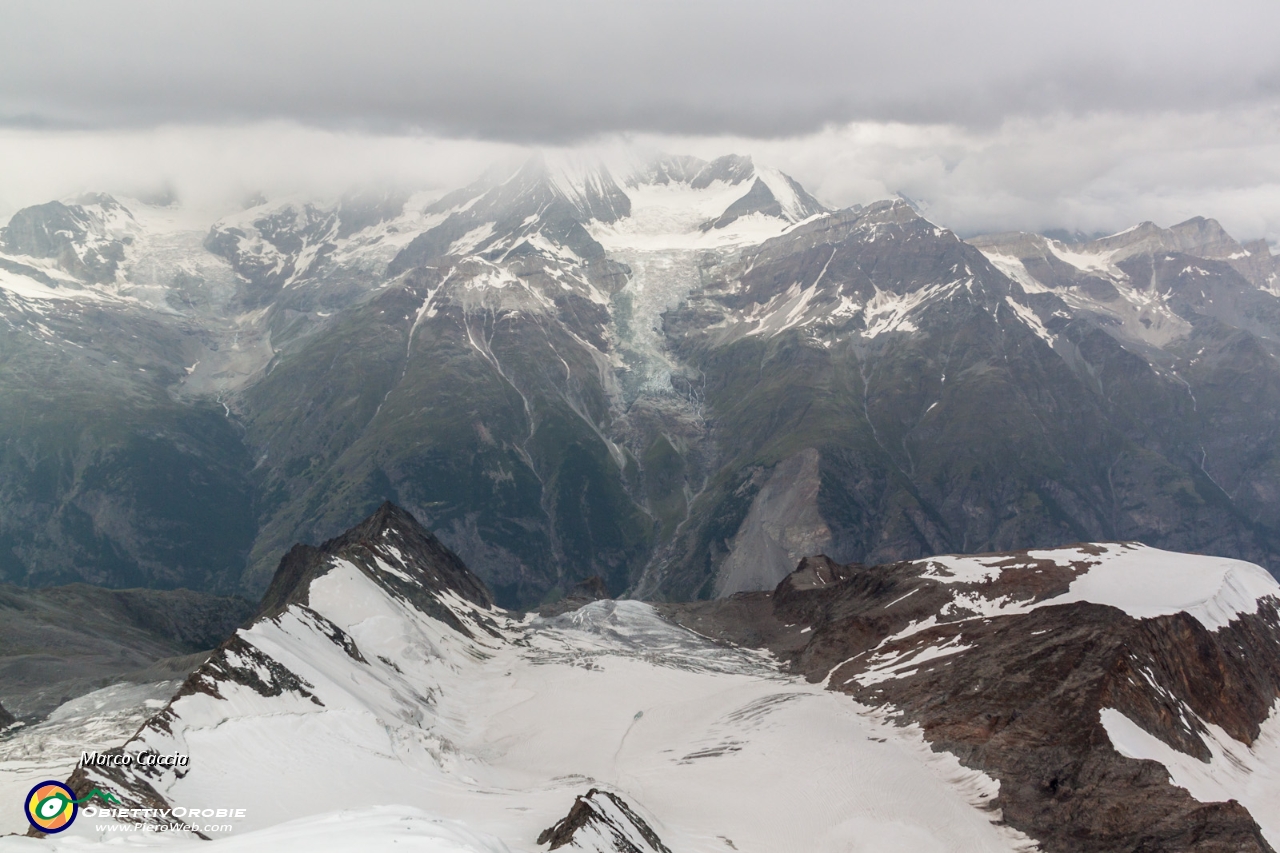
[
  {"xmin": 538, "ymin": 788, "xmax": 672, "ymax": 853},
  {"xmin": 667, "ymin": 545, "xmax": 1280, "ymax": 853}
]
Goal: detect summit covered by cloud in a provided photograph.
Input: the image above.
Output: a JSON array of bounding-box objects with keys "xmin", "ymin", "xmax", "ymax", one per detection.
[{"xmin": 1, "ymin": 0, "xmax": 1278, "ymax": 241}]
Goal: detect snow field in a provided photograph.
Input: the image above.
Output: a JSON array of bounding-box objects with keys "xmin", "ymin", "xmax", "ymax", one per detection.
[
  {"xmin": 0, "ymin": 807, "xmax": 514, "ymax": 853},
  {"xmin": 30, "ymin": 560, "xmax": 1037, "ymax": 852},
  {"xmin": 921, "ymin": 543, "xmax": 1279, "ymax": 632},
  {"xmin": 589, "ymin": 180, "xmax": 801, "ymax": 252}
]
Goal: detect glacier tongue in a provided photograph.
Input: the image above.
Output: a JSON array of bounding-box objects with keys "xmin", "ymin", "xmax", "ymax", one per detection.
[{"xmin": 607, "ymin": 248, "xmax": 707, "ymax": 403}]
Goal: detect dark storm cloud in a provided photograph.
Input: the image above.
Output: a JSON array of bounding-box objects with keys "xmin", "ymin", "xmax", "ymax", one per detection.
[{"xmin": 3, "ymin": 0, "xmax": 1279, "ymax": 140}]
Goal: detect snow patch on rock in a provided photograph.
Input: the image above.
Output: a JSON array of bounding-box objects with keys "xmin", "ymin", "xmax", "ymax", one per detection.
[{"xmin": 1101, "ymin": 701, "xmax": 1280, "ymax": 848}]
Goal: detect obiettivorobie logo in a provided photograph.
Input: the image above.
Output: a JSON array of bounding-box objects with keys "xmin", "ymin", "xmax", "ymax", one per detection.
[{"xmin": 24, "ymin": 782, "xmax": 120, "ymax": 833}]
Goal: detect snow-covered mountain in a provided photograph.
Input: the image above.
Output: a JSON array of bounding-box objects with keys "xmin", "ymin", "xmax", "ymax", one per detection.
[
  {"xmin": 760, "ymin": 544, "xmax": 1280, "ymax": 851},
  {"xmin": 49, "ymin": 504, "xmax": 1037, "ymax": 851},
  {"xmin": 0, "ymin": 194, "xmax": 139, "ymax": 286},
  {"xmin": 15, "ymin": 504, "xmax": 1280, "ymax": 852},
  {"xmin": 599, "ymin": 153, "xmax": 827, "ymax": 249},
  {"xmin": 971, "ymin": 219, "xmax": 1280, "ymax": 351},
  {"xmin": 3, "ymin": 155, "xmax": 1280, "ymax": 610},
  {"xmin": 0, "ymin": 152, "xmax": 836, "ymax": 603}
]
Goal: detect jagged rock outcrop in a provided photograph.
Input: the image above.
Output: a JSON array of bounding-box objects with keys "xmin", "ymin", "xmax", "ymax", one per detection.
[
  {"xmin": 538, "ymin": 789, "xmax": 672, "ymax": 853},
  {"xmin": 254, "ymin": 501, "xmax": 493, "ymax": 624}
]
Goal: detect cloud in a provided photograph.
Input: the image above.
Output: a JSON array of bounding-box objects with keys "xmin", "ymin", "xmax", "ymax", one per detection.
[
  {"xmin": 0, "ymin": 124, "xmax": 522, "ymax": 223},
  {"xmin": 716, "ymin": 109, "xmax": 1280, "ymax": 241},
  {"xmin": 1, "ymin": 111, "xmax": 1277, "ymax": 245},
  {"xmin": 2, "ymin": 1, "xmax": 1279, "ymax": 139},
  {"xmin": 2, "ymin": 1, "xmax": 1276, "ymax": 243}
]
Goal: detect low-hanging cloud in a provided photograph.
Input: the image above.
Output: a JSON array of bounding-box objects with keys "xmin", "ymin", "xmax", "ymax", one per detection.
[
  {"xmin": 1, "ymin": 111, "xmax": 1277, "ymax": 245},
  {"xmin": 1, "ymin": 1, "xmax": 1278, "ymax": 244}
]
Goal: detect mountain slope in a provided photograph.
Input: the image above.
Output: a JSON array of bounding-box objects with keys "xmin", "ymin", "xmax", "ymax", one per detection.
[
  {"xmin": 634, "ymin": 202, "xmax": 1280, "ymax": 599},
  {"xmin": 669, "ymin": 543, "xmax": 1280, "ymax": 852},
  {"xmin": 28, "ymin": 507, "xmax": 1280, "ymax": 852},
  {"xmin": 0, "ymin": 583, "xmax": 251, "ymax": 720},
  {"xmin": 2, "ymin": 162, "xmax": 1280, "ymax": 606},
  {"xmin": 56, "ymin": 503, "xmax": 1042, "ymax": 851},
  {"xmin": 238, "ymin": 245, "xmax": 648, "ymax": 603}
]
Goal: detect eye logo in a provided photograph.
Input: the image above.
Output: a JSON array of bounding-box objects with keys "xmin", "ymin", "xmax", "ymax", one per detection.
[
  {"xmin": 23, "ymin": 782, "xmax": 118, "ymax": 833},
  {"xmin": 25, "ymin": 781, "xmax": 78, "ymax": 833}
]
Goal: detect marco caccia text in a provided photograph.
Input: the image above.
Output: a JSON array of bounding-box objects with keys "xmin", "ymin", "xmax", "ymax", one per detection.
[{"xmin": 81, "ymin": 751, "xmax": 189, "ymax": 768}]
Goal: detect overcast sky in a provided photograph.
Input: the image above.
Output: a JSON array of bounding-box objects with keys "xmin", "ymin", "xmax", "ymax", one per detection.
[{"xmin": 2, "ymin": 0, "xmax": 1279, "ymax": 240}]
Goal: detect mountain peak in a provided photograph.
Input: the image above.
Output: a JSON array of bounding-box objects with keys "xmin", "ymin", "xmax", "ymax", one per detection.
[
  {"xmin": 860, "ymin": 196, "xmax": 930, "ymax": 226},
  {"xmin": 538, "ymin": 154, "xmax": 632, "ymax": 224},
  {"xmin": 1085, "ymin": 217, "xmax": 1243, "ymax": 262},
  {"xmin": 538, "ymin": 788, "xmax": 673, "ymax": 853},
  {"xmin": 625, "ymin": 153, "xmax": 706, "ymax": 187},
  {"xmin": 689, "ymin": 153, "xmax": 755, "ymax": 189},
  {"xmin": 253, "ymin": 501, "xmax": 493, "ymax": 623},
  {"xmin": 972, "ymin": 213, "xmax": 1279, "ymax": 297},
  {"xmin": 0, "ymin": 193, "xmax": 137, "ymax": 284}
]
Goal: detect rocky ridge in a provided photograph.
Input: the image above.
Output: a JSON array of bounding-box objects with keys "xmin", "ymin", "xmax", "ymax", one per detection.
[
  {"xmin": 670, "ymin": 543, "xmax": 1280, "ymax": 852},
  {"xmin": 58, "ymin": 501, "xmax": 516, "ymax": 837},
  {"xmin": 538, "ymin": 788, "xmax": 672, "ymax": 853}
]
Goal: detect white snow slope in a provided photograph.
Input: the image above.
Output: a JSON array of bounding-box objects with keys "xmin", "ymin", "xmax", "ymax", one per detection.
[
  {"xmin": 0, "ymin": 682, "xmax": 179, "ymax": 836},
  {"xmin": 920, "ymin": 542, "xmax": 1279, "ymax": 631},
  {"xmin": 1101, "ymin": 701, "xmax": 1280, "ymax": 847},
  {"xmin": 0, "ymin": 548, "xmax": 1038, "ymax": 853}
]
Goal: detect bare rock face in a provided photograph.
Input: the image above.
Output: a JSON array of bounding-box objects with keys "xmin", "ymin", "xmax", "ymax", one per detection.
[
  {"xmin": 538, "ymin": 788, "xmax": 672, "ymax": 853},
  {"xmin": 0, "ymin": 194, "xmax": 134, "ymax": 283},
  {"xmin": 715, "ymin": 448, "xmax": 833, "ymax": 597},
  {"xmin": 667, "ymin": 544, "xmax": 1280, "ymax": 852},
  {"xmin": 794, "ymin": 547, "xmax": 1280, "ymax": 853}
]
